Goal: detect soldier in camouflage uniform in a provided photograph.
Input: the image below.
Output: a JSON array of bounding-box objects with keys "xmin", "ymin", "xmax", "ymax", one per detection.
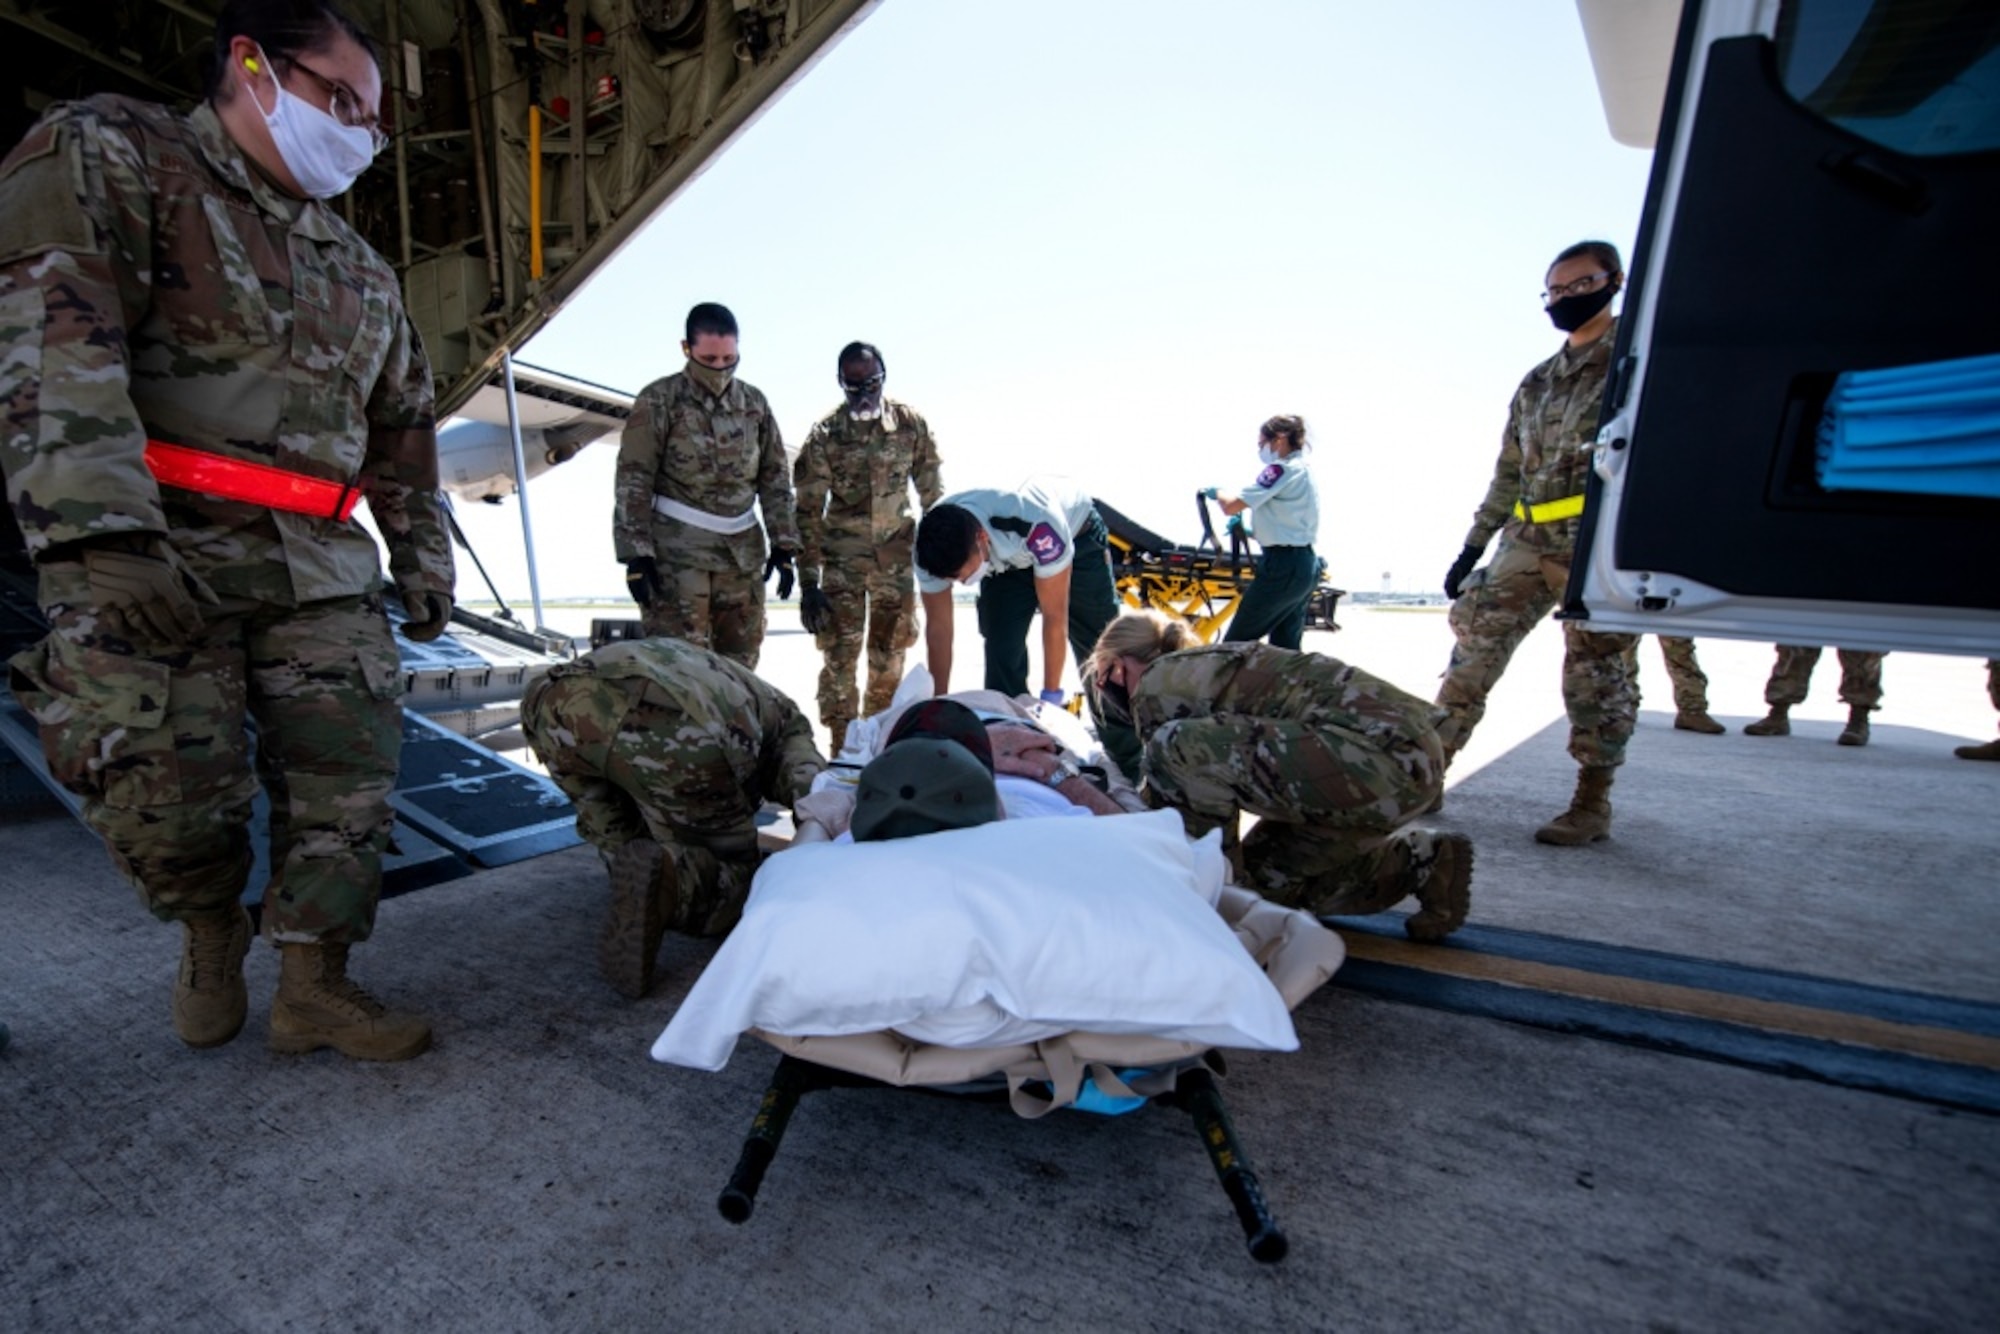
[
  {"xmin": 1956, "ymin": 660, "xmax": 2000, "ymax": 761},
  {"xmin": 792, "ymin": 342, "xmax": 944, "ymax": 754},
  {"xmin": 1742, "ymin": 644, "xmax": 1887, "ymax": 745},
  {"xmin": 615, "ymin": 302, "xmax": 798, "ymax": 669},
  {"xmin": 1656, "ymin": 636, "xmax": 1724, "ymax": 733},
  {"xmin": 0, "ymin": 1, "xmax": 449, "ymax": 1061},
  {"xmin": 1087, "ymin": 610, "xmax": 1472, "ymax": 942},
  {"xmin": 521, "ymin": 637, "xmax": 825, "ymax": 999},
  {"xmin": 1435, "ymin": 241, "xmax": 1643, "ymax": 846}
]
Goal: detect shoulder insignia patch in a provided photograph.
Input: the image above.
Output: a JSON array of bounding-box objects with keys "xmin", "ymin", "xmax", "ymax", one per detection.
[
  {"xmin": 1256, "ymin": 463, "xmax": 1285, "ymax": 488},
  {"xmin": 1025, "ymin": 521, "xmax": 1067, "ymax": 565}
]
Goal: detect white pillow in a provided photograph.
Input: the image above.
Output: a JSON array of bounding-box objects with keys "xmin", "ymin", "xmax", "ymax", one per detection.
[{"xmin": 650, "ymin": 810, "xmax": 1295, "ymax": 1071}]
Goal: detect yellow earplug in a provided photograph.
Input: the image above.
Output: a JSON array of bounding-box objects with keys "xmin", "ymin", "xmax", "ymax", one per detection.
[{"xmin": 244, "ymin": 56, "xmax": 260, "ymax": 72}]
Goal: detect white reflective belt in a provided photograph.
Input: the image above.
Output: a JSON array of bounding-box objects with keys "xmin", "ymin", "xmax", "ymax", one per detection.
[{"xmin": 652, "ymin": 493, "xmax": 759, "ymax": 534}]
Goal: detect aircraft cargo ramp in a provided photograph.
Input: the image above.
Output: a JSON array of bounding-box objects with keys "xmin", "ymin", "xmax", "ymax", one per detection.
[
  {"xmin": 0, "ymin": 562, "xmax": 580, "ymax": 898},
  {"xmin": 3, "ymin": 607, "xmax": 1997, "ymax": 1329}
]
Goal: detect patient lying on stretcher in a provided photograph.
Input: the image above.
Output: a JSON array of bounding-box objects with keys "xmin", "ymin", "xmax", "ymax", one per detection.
[
  {"xmin": 794, "ymin": 696, "xmax": 1134, "ymax": 841},
  {"xmin": 653, "ymin": 719, "xmax": 1331, "ymax": 1069},
  {"xmin": 651, "ymin": 693, "xmax": 1348, "ymax": 1087}
]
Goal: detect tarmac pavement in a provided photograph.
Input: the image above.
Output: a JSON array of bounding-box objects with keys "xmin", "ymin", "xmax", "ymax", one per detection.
[{"xmin": 3, "ymin": 608, "xmax": 1997, "ymax": 1330}]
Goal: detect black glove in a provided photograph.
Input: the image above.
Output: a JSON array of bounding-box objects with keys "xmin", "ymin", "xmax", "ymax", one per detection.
[
  {"xmin": 400, "ymin": 590, "xmax": 454, "ymax": 643},
  {"xmin": 799, "ymin": 583, "xmax": 834, "ymax": 636},
  {"xmin": 78, "ymin": 540, "xmax": 218, "ymax": 648},
  {"xmin": 625, "ymin": 556, "xmax": 662, "ymax": 607},
  {"xmin": 764, "ymin": 546, "xmax": 796, "ymax": 601},
  {"xmin": 1443, "ymin": 544, "xmax": 1485, "ymax": 600}
]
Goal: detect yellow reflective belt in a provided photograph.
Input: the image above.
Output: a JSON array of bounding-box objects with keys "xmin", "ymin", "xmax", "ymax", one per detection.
[{"xmin": 1512, "ymin": 493, "xmax": 1586, "ymax": 523}]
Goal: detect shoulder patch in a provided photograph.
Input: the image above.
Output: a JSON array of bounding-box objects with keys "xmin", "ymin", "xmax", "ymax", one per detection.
[
  {"xmin": 0, "ymin": 133, "xmax": 96, "ymax": 264},
  {"xmin": 1256, "ymin": 463, "xmax": 1285, "ymax": 488},
  {"xmin": 1025, "ymin": 521, "xmax": 1067, "ymax": 566}
]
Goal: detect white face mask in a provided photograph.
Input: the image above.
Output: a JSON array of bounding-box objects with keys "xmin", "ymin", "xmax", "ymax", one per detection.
[
  {"xmin": 1258, "ymin": 444, "xmax": 1283, "ymax": 465},
  {"xmin": 957, "ymin": 560, "xmax": 989, "ymax": 587},
  {"xmin": 244, "ymin": 52, "xmax": 375, "ymax": 199}
]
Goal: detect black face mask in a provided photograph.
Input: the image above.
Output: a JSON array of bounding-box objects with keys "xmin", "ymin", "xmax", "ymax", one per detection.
[
  {"xmin": 1545, "ymin": 283, "xmax": 1617, "ymax": 333},
  {"xmin": 841, "ymin": 372, "xmax": 885, "ymax": 411},
  {"xmin": 1095, "ymin": 677, "xmax": 1134, "ymax": 729}
]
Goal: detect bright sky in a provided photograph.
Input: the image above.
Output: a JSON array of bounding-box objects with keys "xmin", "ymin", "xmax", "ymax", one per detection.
[{"xmin": 447, "ymin": 0, "xmax": 1656, "ymax": 607}]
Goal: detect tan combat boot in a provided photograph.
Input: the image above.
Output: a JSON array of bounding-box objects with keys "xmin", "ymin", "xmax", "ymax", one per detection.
[
  {"xmin": 1955, "ymin": 737, "xmax": 2000, "ymax": 761},
  {"xmin": 1743, "ymin": 706, "xmax": 1791, "ymax": 736},
  {"xmin": 601, "ymin": 837, "xmax": 681, "ymax": 1000},
  {"xmin": 270, "ymin": 942, "xmax": 431, "ymax": 1061},
  {"xmin": 1674, "ymin": 709, "xmax": 1726, "ymax": 734},
  {"xmin": 1403, "ymin": 830, "xmax": 1474, "ymax": 943},
  {"xmin": 173, "ymin": 906, "xmax": 252, "ymax": 1048},
  {"xmin": 1534, "ymin": 766, "xmax": 1616, "ymax": 846},
  {"xmin": 1837, "ymin": 707, "xmax": 1871, "ymax": 747}
]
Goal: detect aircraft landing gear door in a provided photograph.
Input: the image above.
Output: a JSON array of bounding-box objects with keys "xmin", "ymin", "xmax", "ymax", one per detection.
[{"xmin": 1570, "ymin": 0, "xmax": 2000, "ymax": 655}]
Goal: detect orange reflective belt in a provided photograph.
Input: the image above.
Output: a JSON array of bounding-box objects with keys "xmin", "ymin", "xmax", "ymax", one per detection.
[
  {"xmin": 1512, "ymin": 493, "xmax": 1586, "ymax": 523},
  {"xmin": 144, "ymin": 440, "xmax": 360, "ymax": 522}
]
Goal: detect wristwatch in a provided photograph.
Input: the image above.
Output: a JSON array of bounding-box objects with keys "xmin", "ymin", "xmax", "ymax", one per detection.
[{"xmin": 1044, "ymin": 757, "xmax": 1082, "ymax": 788}]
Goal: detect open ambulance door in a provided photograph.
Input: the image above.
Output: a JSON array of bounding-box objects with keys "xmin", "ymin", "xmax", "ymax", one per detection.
[{"xmin": 1566, "ymin": 0, "xmax": 2000, "ymax": 655}]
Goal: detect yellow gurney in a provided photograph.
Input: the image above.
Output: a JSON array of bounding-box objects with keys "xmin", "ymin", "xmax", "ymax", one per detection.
[{"xmin": 1094, "ymin": 493, "xmax": 1343, "ymax": 642}]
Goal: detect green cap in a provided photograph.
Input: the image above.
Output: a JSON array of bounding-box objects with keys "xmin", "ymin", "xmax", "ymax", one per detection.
[{"xmin": 851, "ymin": 738, "xmax": 1000, "ymax": 843}]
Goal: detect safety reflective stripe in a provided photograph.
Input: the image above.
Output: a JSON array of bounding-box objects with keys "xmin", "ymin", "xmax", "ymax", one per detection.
[
  {"xmin": 651, "ymin": 492, "xmax": 759, "ymax": 534},
  {"xmin": 144, "ymin": 440, "xmax": 360, "ymax": 521},
  {"xmin": 1512, "ymin": 493, "xmax": 1586, "ymax": 523}
]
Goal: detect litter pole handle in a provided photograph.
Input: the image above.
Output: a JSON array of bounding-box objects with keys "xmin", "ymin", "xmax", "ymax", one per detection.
[
  {"xmin": 717, "ymin": 1058, "xmax": 811, "ymax": 1224},
  {"xmin": 1195, "ymin": 490, "xmax": 1223, "ymax": 553},
  {"xmin": 1178, "ymin": 1067, "xmax": 1289, "ymax": 1264}
]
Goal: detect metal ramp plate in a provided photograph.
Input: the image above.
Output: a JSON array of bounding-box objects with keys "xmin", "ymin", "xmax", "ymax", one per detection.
[
  {"xmin": 390, "ymin": 710, "xmax": 581, "ymax": 867},
  {"xmin": 4, "ymin": 691, "xmax": 579, "ymax": 874},
  {"xmin": 1, "ymin": 556, "xmax": 580, "ymax": 879},
  {"xmin": 2, "ymin": 692, "xmax": 473, "ymax": 898}
]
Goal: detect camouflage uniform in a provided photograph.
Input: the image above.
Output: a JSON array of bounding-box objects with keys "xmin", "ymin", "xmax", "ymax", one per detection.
[
  {"xmin": 1962, "ymin": 660, "xmax": 2000, "ymax": 759},
  {"xmin": 1760, "ymin": 645, "xmax": 1885, "ymax": 711},
  {"xmin": 1132, "ymin": 643, "xmax": 1453, "ymax": 914},
  {"xmin": 1436, "ymin": 319, "xmax": 1640, "ymax": 769},
  {"xmin": 614, "ymin": 370, "xmax": 797, "ymax": 668},
  {"xmin": 793, "ymin": 397, "xmax": 943, "ymax": 749},
  {"xmin": 1657, "ymin": 636, "xmax": 1713, "ymax": 714},
  {"xmin": 520, "ymin": 638, "xmax": 824, "ymax": 935},
  {"xmin": 0, "ymin": 97, "xmax": 452, "ymax": 943}
]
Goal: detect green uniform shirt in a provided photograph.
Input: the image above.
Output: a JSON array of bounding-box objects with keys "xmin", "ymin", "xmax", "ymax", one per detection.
[
  {"xmin": 0, "ymin": 95, "xmax": 452, "ymax": 606},
  {"xmin": 792, "ymin": 398, "xmax": 943, "ymax": 579},
  {"xmin": 544, "ymin": 637, "xmax": 823, "ymax": 806},
  {"xmin": 1463, "ymin": 318, "xmax": 1618, "ymax": 555},
  {"xmin": 614, "ymin": 370, "xmax": 798, "ymax": 574},
  {"xmin": 1133, "ymin": 642, "xmax": 1443, "ymax": 750}
]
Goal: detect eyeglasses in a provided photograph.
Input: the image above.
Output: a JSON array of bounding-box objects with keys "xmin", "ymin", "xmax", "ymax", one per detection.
[
  {"xmin": 1541, "ymin": 271, "xmax": 1612, "ymax": 304},
  {"xmin": 285, "ymin": 56, "xmax": 387, "ymax": 154}
]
